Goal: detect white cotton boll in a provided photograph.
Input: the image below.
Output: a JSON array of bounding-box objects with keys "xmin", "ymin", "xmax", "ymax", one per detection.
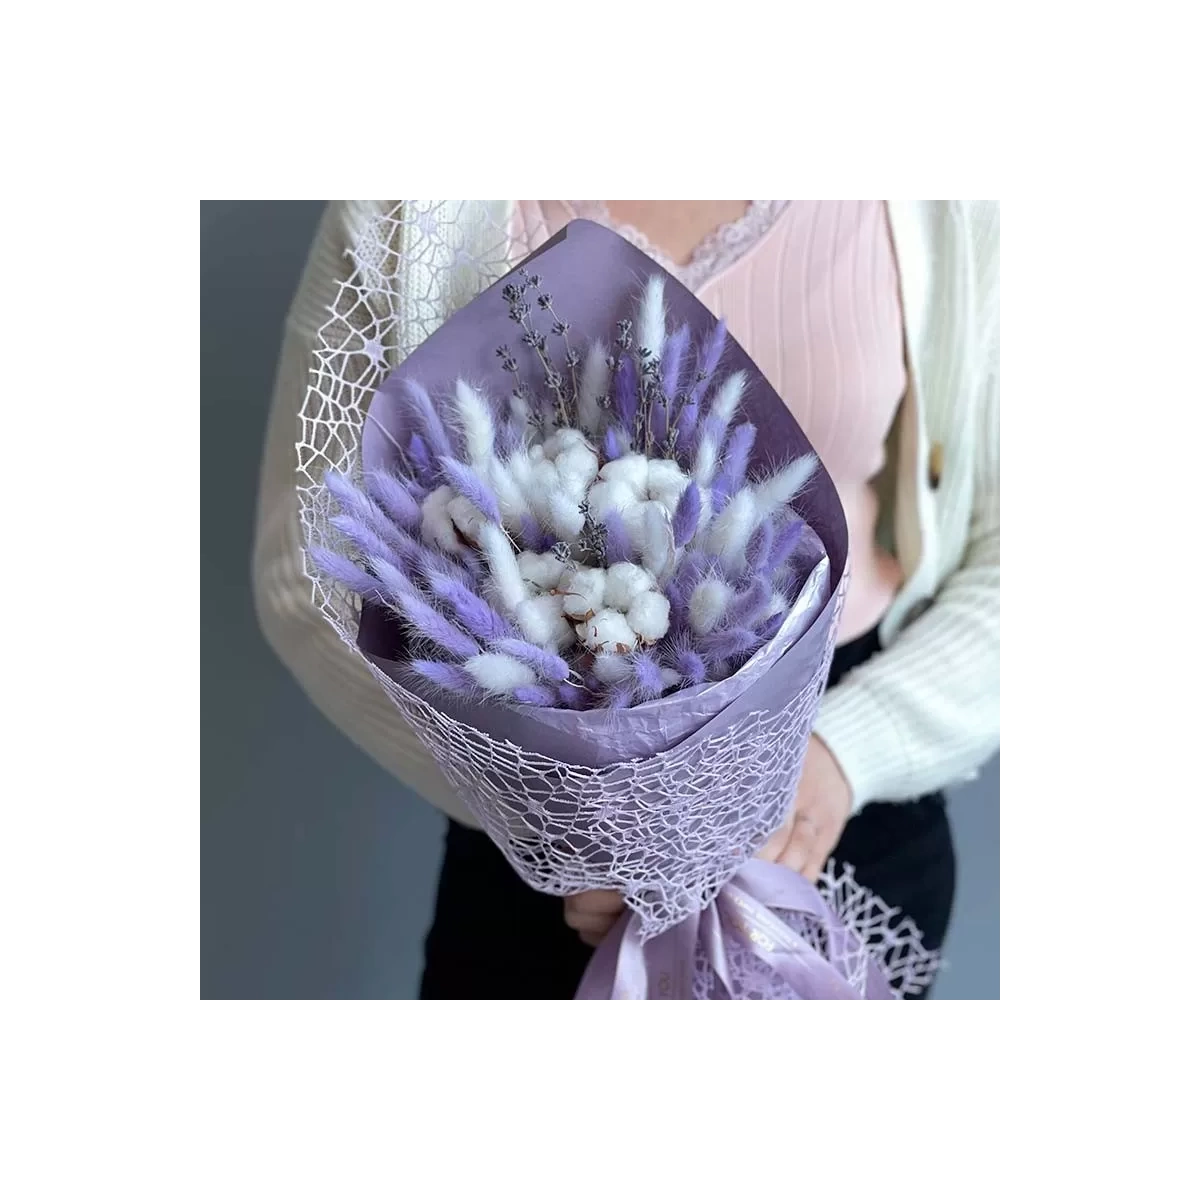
[
  {"xmin": 559, "ymin": 566, "xmax": 608, "ymax": 619},
  {"xmin": 463, "ymin": 652, "xmax": 537, "ymax": 695},
  {"xmin": 645, "ymin": 459, "xmax": 690, "ymax": 509},
  {"xmin": 518, "ymin": 550, "xmax": 565, "ymax": 591},
  {"xmin": 689, "ymin": 578, "xmax": 734, "ymax": 636},
  {"xmin": 478, "ymin": 523, "xmax": 528, "ymax": 612},
  {"xmin": 421, "ymin": 485, "xmax": 462, "ymax": 555},
  {"xmin": 516, "ymin": 593, "xmax": 574, "ymax": 651},
  {"xmin": 556, "ymin": 444, "xmax": 600, "ymax": 500},
  {"xmin": 637, "ymin": 275, "xmax": 667, "ymax": 361},
  {"xmin": 581, "ymin": 608, "xmax": 638, "ymax": 654},
  {"xmin": 447, "ymin": 494, "xmax": 486, "ymax": 543},
  {"xmin": 454, "ymin": 379, "xmax": 495, "ymax": 465},
  {"xmin": 711, "ymin": 370, "xmax": 747, "ymax": 423},
  {"xmin": 603, "ymin": 562, "xmax": 655, "ymax": 611},
  {"xmin": 591, "ymin": 652, "xmax": 633, "ymax": 684},
  {"xmin": 599, "ymin": 453, "xmax": 650, "ymax": 493},
  {"xmin": 641, "ymin": 504, "xmax": 674, "ymax": 579},
  {"xmin": 753, "ymin": 454, "xmax": 818, "ymax": 522},
  {"xmin": 528, "ymin": 443, "xmax": 546, "ymax": 463},
  {"xmin": 626, "ymin": 589, "xmax": 670, "ymax": 643},
  {"xmin": 524, "ymin": 458, "xmax": 562, "ymax": 526},
  {"xmin": 705, "ymin": 489, "xmax": 757, "ymax": 568},
  {"xmin": 543, "ymin": 428, "xmax": 591, "ymax": 459},
  {"xmin": 578, "ymin": 341, "xmax": 610, "ymax": 436},
  {"xmin": 587, "ymin": 477, "xmax": 638, "ymax": 521}
]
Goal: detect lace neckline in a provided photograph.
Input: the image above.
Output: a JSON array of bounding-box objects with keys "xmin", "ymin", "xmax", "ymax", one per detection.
[{"xmin": 568, "ymin": 200, "xmax": 790, "ymax": 290}]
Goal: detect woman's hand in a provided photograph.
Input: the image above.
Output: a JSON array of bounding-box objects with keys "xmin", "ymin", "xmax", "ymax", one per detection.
[
  {"xmin": 564, "ymin": 737, "xmax": 853, "ymax": 944},
  {"xmin": 564, "ymin": 888, "xmax": 624, "ymax": 947},
  {"xmin": 757, "ymin": 735, "xmax": 853, "ymax": 881}
]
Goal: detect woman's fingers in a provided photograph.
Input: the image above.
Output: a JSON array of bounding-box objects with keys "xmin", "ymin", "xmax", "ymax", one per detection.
[
  {"xmin": 756, "ymin": 815, "xmax": 794, "ymax": 862},
  {"xmin": 564, "ymin": 889, "xmax": 624, "ymax": 945}
]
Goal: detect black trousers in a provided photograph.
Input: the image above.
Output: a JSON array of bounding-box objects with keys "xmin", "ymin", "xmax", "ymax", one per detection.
[{"xmin": 420, "ymin": 626, "xmax": 956, "ymax": 1000}]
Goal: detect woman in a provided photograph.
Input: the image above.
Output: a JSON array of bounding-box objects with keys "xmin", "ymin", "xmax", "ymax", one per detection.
[{"xmin": 253, "ymin": 200, "xmax": 999, "ymax": 999}]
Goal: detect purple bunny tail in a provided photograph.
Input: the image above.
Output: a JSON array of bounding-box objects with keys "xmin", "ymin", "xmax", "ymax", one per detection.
[
  {"xmin": 660, "ymin": 325, "xmax": 690, "ymax": 399},
  {"xmin": 602, "ymin": 427, "xmax": 623, "ymax": 462},
  {"xmin": 409, "ymin": 660, "xmax": 476, "ymax": 697},
  {"xmin": 512, "ymin": 684, "xmax": 558, "ymax": 707},
  {"xmin": 603, "ymin": 510, "xmax": 634, "ymax": 563},
  {"xmin": 437, "ymin": 457, "xmax": 502, "ymax": 526},
  {"xmin": 727, "ymin": 577, "xmax": 771, "ymax": 628},
  {"xmin": 613, "ymin": 356, "xmax": 638, "ymax": 433},
  {"xmin": 664, "ymin": 580, "xmax": 687, "ymax": 637},
  {"xmin": 756, "ymin": 611, "xmax": 786, "ymax": 642},
  {"xmin": 369, "ymin": 557, "xmax": 481, "ymax": 661},
  {"xmin": 676, "ymin": 396, "xmax": 701, "ymax": 456},
  {"xmin": 702, "ymin": 626, "xmax": 763, "ymax": 663},
  {"xmin": 367, "ymin": 470, "xmax": 421, "ymax": 529},
  {"xmin": 556, "ymin": 683, "xmax": 587, "ymax": 710},
  {"xmin": 744, "ymin": 519, "xmax": 776, "ymax": 578},
  {"xmin": 330, "ymin": 514, "xmax": 405, "ymax": 571},
  {"xmin": 712, "ymin": 422, "xmax": 757, "ymax": 506},
  {"xmin": 324, "ymin": 470, "xmax": 406, "ymax": 546},
  {"xmin": 408, "ymin": 433, "xmax": 434, "ymax": 484},
  {"xmin": 309, "ymin": 545, "xmax": 385, "ymax": 602},
  {"xmin": 765, "ymin": 517, "xmax": 807, "ymax": 574},
  {"xmin": 650, "ymin": 391, "xmax": 670, "ymax": 450},
  {"xmin": 426, "ymin": 576, "xmax": 514, "ymax": 642},
  {"xmin": 690, "ymin": 319, "xmax": 727, "ymax": 407},
  {"xmin": 490, "ymin": 637, "xmax": 571, "ymax": 683},
  {"xmin": 404, "ymin": 379, "xmax": 454, "ymax": 461},
  {"xmin": 631, "ymin": 650, "xmax": 668, "ymax": 700},
  {"xmin": 666, "ymin": 632, "xmax": 708, "ymax": 688},
  {"xmin": 604, "ymin": 683, "xmax": 635, "ymax": 710},
  {"xmin": 672, "ymin": 482, "xmax": 702, "ymax": 547}
]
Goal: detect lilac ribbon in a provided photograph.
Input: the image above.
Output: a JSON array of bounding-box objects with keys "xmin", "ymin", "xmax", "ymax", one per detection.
[{"xmin": 575, "ymin": 859, "xmax": 895, "ymax": 1001}]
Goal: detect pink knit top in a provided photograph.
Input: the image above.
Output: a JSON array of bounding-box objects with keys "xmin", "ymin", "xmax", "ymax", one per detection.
[{"xmin": 511, "ymin": 201, "xmax": 909, "ymax": 643}]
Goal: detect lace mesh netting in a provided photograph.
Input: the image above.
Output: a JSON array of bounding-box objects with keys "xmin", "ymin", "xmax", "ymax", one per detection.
[
  {"xmin": 297, "ymin": 202, "xmax": 938, "ymax": 992},
  {"xmin": 692, "ymin": 863, "xmax": 941, "ymax": 999}
]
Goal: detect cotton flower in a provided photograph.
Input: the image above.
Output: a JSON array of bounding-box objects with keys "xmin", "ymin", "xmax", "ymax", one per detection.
[
  {"xmin": 558, "ymin": 565, "xmax": 608, "ymax": 620},
  {"xmin": 581, "ymin": 608, "xmax": 638, "ymax": 655}
]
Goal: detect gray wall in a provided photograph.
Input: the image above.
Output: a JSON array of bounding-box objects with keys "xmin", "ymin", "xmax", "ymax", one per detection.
[{"xmin": 200, "ymin": 200, "xmax": 999, "ymax": 999}]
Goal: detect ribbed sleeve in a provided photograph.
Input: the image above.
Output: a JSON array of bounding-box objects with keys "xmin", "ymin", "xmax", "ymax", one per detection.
[
  {"xmin": 250, "ymin": 201, "xmax": 477, "ymax": 827},
  {"xmin": 814, "ymin": 203, "xmax": 1000, "ymax": 807}
]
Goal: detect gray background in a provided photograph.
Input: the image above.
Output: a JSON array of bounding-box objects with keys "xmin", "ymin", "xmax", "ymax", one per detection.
[{"xmin": 201, "ymin": 200, "xmax": 999, "ymax": 1000}]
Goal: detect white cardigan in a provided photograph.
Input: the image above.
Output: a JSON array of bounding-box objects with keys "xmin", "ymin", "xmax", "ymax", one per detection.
[{"xmin": 252, "ymin": 201, "xmax": 999, "ymax": 824}]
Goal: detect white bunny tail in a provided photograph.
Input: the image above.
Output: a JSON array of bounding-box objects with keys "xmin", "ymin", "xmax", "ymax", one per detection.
[
  {"xmin": 637, "ymin": 275, "xmax": 667, "ymax": 361},
  {"xmin": 578, "ymin": 341, "xmax": 610, "ymax": 437},
  {"xmin": 711, "ymin": 370, "xmax": 747, "ymax": 423},
  {"xmin": 454, "ymin": 379, "xmax": 496, "ymax": 466},
  {"xmin": 463, "ymin": 652, "xmax": 536, "ymax": 695},
  {"xmin": 753, "ymin": 453, "xmax": 818, "ymax": 522},
  {"xmin": 478, "ymin": 523, "xmax": 528, "ymax": 612},
  {"xmin": 705, "ymin": 488, "xmax": 758, "ymax": 568}
]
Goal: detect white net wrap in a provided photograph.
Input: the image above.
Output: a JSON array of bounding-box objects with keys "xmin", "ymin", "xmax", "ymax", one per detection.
[
  {"xmin": 693, "ymin": 863, "xmax": 942, "ymax": 999},
  {"xmin": 296, "ymin": 204, "xmax": 936, "ymax": 992}
]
